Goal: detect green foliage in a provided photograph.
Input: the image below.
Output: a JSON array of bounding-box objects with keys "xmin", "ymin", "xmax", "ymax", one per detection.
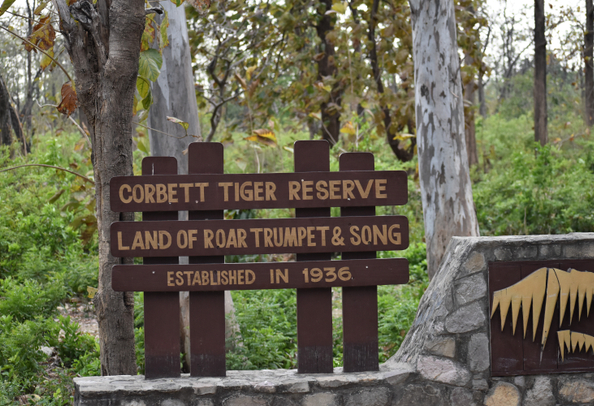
[{"xmin": 475, "ymin": 115, "xmax": 594, "ymax": 236}]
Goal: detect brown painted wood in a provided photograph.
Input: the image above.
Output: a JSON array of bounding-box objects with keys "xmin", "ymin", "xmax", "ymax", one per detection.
[
  {"xmin": 112, "ymin": 258, "xmax": 409, "ymax": 292},
  {"xmin": 187, "ymin": 142, "xmax": 226, "ymax": 377},
  {"xmin": 110, "ymin": 215, "xmax": 409, "ymax": 258},
  {"xmin": 110, "ymin": 169, "xmax": 408, "ymax": 212},
  {"xmin": 295, "ymin": 140, "xmax": 333, "ymax": 374},
  {"xmin": 490, "ymin": 259, "xmax": 594, "ymax": 376},
  {"xmin": 341, "ymin": 152, "xmax": 380, "ymax": 372},
  {"xmin": 141, "ymin": 157, "xmax": 180, "ymax": 379}
]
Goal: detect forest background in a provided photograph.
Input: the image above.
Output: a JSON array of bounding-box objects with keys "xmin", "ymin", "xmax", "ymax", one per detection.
[{"xmin": 1, "ymin": 0, "xmax": 594, "ymax": 403}]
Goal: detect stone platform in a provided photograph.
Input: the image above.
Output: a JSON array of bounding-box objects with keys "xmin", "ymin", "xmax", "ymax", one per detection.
[{"xmin": 76, "ymin": 233, "xmax": 594, "ymax": 405}]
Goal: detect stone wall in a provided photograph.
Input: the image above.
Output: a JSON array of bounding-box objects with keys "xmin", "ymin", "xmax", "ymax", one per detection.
[{"xmin": 75, "ymin": 233, "xmax": 594, "ymax": 405}]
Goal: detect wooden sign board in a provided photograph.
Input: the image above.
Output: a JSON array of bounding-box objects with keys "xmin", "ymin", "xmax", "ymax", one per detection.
[
  {"xmin": 112, "ymin": 258, "xmax": 409, "ymax": 292},
  {"xmin": 109, "ymin": 141, "xmax": 410, "ymax": 378},
  {"xmin": 110, "ymin": 171, "xmax": 408, "ymax": 212},
  {"xmin": 111, "ymin": 216, "xmax": 409, "ymax": 258}
]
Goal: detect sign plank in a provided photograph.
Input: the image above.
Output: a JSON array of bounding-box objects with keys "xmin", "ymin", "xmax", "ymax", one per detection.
[
  {"xmin": 112, "ymin": 258, "xmax": 409, "ymax": 292},
  {"xmin": 109, "ymin": 170, "xmax": 407, "ymax": 212},
  {"xmin": 111, "ymin": 215, "xmax": 409, "ymax": 257}
]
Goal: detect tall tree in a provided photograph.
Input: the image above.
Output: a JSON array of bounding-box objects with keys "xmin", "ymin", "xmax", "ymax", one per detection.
[
  {"xmin": 534, "ymin": 0, "xmax": 547, "ymax": 145},
  {"xmin": 586, "ymin": 0, "xmax": 594, "ymax": 126},
  {"xmin": 408, "ymin": 0, "xmax": 480, "ymax": 278},
  {"xmin": 50, "ymin": 0, "xmax": 146, "ymax": 375}
]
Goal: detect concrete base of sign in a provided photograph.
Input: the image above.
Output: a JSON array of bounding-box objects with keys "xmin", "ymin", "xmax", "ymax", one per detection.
[{"xmin": 75, "ymin": 233, "xmax": 594, "ymax": 406}]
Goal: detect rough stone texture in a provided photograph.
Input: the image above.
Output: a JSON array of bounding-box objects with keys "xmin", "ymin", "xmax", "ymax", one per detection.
[
  {"xmin": 559, "ymin": 379, "xmax": 594, "ymax": 403},
  {"xmin": 74, "ymin": 234, "xmax": 594, "ymax": 406},
  {"xmin": 417, "ymin": 356, "xmax": 471, "ymax": 386},
  {"xmin": 450, "ymin": 387, "xmax": 475, "ymax": 406},
  {"xmin": 467, "ymin": 334, "xmax": 489, "ymax": 372},
  {"xmin": 445, "ymin": 302, "xmax": 485, "ymax": 334},
  {"xmin": 222, "ymin": 395, "xmax": 267, "ymax": 406},
  {"xmin": 524, "ymin": 376, "xmax": 555, "ymax": 406},
  {"xmin": 454, "ymin": 274, "xmax": 486, "ymax": 306},
  {"xmin": 302, "ymin": 393, "xmax": 338, "ymax": 406},
  {"xmin": 344, "ymin": 387, "xmax": 389, "ymax": 406},
  {"xmin": 424, "ymin": 336, "xmax": 456, "ymax": 358},
  {"xmin": 485, "ymin": 382, "xmax": 520, "ymax": 406}
]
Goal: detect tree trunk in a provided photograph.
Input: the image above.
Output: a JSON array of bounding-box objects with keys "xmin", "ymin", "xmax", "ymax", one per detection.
[
  {"xmin": 0, "ymin": 74, "xmax": 12, "ymax": 146},
  {"xmin": 408, "ymin": 0, "xmax": 480, "ymax": 279},
  {"xmin": 585, "ymin": 0, "xmax": 594, "ymax": 126},
  {"xmin": 463, "ymin": 54, "xmax": 478, "ymax": 167},
  {"xmin": 146, "ymin": 1, "xmax": 239, "ymax": 371},
  {"xmin": 316, "ymin": 0, "xmax": 341, "ymax": 146},
  {"xmin": 534, "ymin": 0, "xmax": 547, "ymax": 145},
  {"xmin": 478, "ymin": 73, "xmax": 487, "ymax": 118},
  {"xmin": 54, "ymin": 0, "xmax": 145, "ymax": 375}
]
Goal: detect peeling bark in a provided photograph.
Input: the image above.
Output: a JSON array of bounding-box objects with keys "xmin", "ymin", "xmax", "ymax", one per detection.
[{"xmin": 408, "ymin": 0, "xmax": 479, "ymax": 279}]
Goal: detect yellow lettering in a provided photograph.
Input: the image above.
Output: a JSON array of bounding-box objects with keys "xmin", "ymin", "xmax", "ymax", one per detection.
[
  {"xmin": 144, "ymin": 184, "xmax": 155, "ymax": 203},
  {"xmin": 201, "ymin": 271, "xmax": 210, "ymax": 285},
  {"xmin": 132, "ymin": 184, "xmax": 144, "ymax": 203},
  {"xmin": 184, "ymin": 271, "xmax": 193, "ymax": 285},
  {"xmin": 177, "ymin": 230, "xmax": 188, "ymax": 249},
  {"xmin": 298, "ymin": 227, "xmax": 307, "ymax": 246},
  {"xmin": 167, "ymin": 183, "xmax": 177, "ymax": 204},
  {"xmin": 288, "ymin": 181, "xmax": 300, "ymax": 200},
  {"xmin": 361, "ymin": 226, "xmax": 372, "ymax": 245},
  {"xmin": 246, "ymin": 270, "xmax": 255, "ymax": 284},
  {"xmin": 179, "ymin": 183, "xmax": 193, "ymax": 203},
  {"xmin": 302, "ymin": 180, "xmax": 314, "ymax": 200},
  {"xmin": 307, "ymin": 226, "xmax": 316, "ymax": 246},
  {"xmin": 251, "ymin": 228, "xmax": 263, "ymax": 248},
  {"xmin": 192, "ymin": 271, "xmax": 202, "ymax": 285},
  {"xmin": 276, "ymin": 269, "xmax": 288, "ymax": 284},
  {"xmin": 221, "ymin": 271, "xmax": 228, "ymax": 285},
  {"xmin": 156, "ymin": 184, "xmax": 167, "ymax": 203},
  {"xmin": 158, "ymin": 230, "xmax": 172, "ymax": 249},
  {"xmin": 119, "ymin": 184, "xmax": 132, "ymax": 204},
  {"xmin": 226, "ymin": 228, "xmax": 237, "ymax": 248},
  {"xmin": 316, "ymin": 180, "xmax": 328, "ymax": 200},
  {"xmin": 388, "ymin": 224, "xmax": 401, "ymax": 245},
  {"xmin": 373, "ymin": 225, "xmax": 388, "ymax": 245},
  {"xmin": 218, "ymin": 182, "xmax": 233, "ymax": 202},
  {"xmin": 238, "ymin": 270, "xmax": 244, "ymax": 285},
  {"xmin": 144, "ymin": 231, "xmax": 158, "ymax": 250},
  {"xmin": 354, "ymin": 180, "xmax": 373, "ymax": 199},
  {"xmin": 343, "ymin": 180, "xmax": 355, "ymax": 199},
  {"xmin": 117, "ymin": 231, "xmax": 130, "ymax": 250},
  {"xmin": 210, "ymin": 271, "xmax": 218, "ymax": 285},
  {"xmin": 176, "ymin": 271, "xmax": 184, "ymax": 286},
  {"xmin": 375, "ymin": 179, "xmax": 387, "ymax": 198},
  {"xmin": 228, "ymin": 270, "xmax": 237, "ymax": 285},
  {"xmin": 215, "ymin": 229, "xmax": 226, "ymax": 248},
  {"xmin": 329, "ymin": 180, "xmax": 341, "ymax": 199},
  {"xmin": 204, "ymin": 229, "xmax": 214, "ymax": 249},
  {"xmin": 264, "ymin": 228, "xmax": 273, "ymax": 248},
  {"xmin": 131, "ymin": 231, "xmax": 145, "ymax": 250},
  {"xmin": 316, "ymin": 226, "xmax": 329, "ymax": 246},
  {"xmin": 188, "ymin": 229, "xmax": 198, "ymax": 249},
  {"xmin": 350, "ymin": 226, "xmax": 361, "ymax": 245},
  {"xmin": 238, "ymin": 229, "xmax": 247, "ymax": 248},
  {"xmin": 284, "ymin": 227, "xmax": 298, "ymax": 247},
  {"xmin": 195, "ymin": 183, "xmax": 209, "ymax": 202},
  {"xmin": 253, "ymin": 182, "xmax": 264, "ymax": 201},
  {"xmin": 240, "ymin": 182, "xmax": 253, "ymax": 201},
  {"xmin": 167, "ymin": 271, "xmax": 175, "ymax": 286},
  {"xmin": 265, "ymin": 182, "xmax": 277, "ymax": 201}
]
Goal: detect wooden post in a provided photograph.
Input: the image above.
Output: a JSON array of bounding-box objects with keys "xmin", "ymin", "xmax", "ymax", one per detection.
[
  {"xmin": 340, "ymin": 152, "xmax": 379, "ymax": 372},
  {"xmin": 142, "ymin": 157, "xmax": 181, "ymax": 379},
  {"xmin": 188, "ymin": 142, "xmax": 227, "ymax": 377},
  {"xmin": 295, "ymin": 140, "xmax": 334, "ymax": 374}
]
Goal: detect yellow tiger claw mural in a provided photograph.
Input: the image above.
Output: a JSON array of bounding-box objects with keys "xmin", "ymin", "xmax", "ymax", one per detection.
[
  {"xmin": 491, "ymin": 267, "xmax": 594, "ymax": 355},
  {"xmin": 557, "ymin": 330, "xmax": 594, "ymax": 361}
]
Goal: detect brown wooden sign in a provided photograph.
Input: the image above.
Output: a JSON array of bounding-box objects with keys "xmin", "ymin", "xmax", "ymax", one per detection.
[
  {"xmin": 111, "ymin": 216, "xmax": 408, "ymax": 258},
  {"xmin": 110, "ymin": 171, "xmax": 407, "ymax": 212},
  {"xmin": 490, "ymin": 259, "xmax": 594, "ymax": 377},
  {"xmin": 112, "ymin": 258, "xmax": 409, "ymax": 292},
  {"xmin": 109, "ymin": 140, "xmax": 410, "ymax": 379}
]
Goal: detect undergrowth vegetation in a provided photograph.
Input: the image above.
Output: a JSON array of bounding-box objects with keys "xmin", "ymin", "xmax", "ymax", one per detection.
[{"xmin": 2, "ymin": 106, "xmax": 594, "ymax": 403}]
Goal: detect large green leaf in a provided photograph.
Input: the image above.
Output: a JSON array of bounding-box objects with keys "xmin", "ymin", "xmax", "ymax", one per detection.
[
  {"xmin": 136, "ymin": 77, "xmax": 151, "ymax": 98},
  {"xmin": 138, "ymin": 49, "xmax": 163, "ymax": 82},
  {"xmin": 0, "ymin": 0, "xmax": 16, "ymax": 17}
]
